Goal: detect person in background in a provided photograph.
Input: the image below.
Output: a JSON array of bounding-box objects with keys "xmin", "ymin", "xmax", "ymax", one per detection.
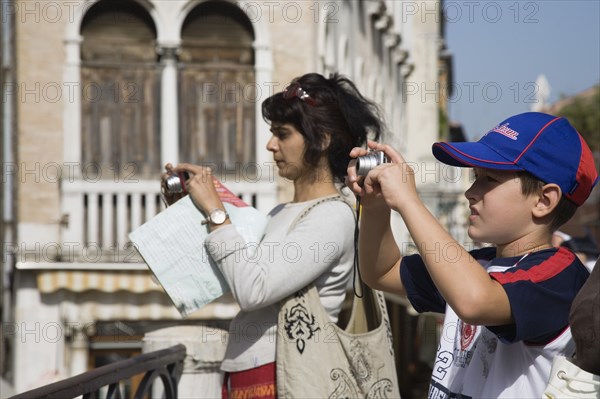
[
  {"xmin": 347, "ymin": 112, "xmax": 598, "ymax": 398},
  {"xmin": 552, "ymin": 230, "xmax": 572, "ymax": 248},
  {"xmin": 543, "ymin": 256, "xmax": 599, "ymax": 398},
  {"xmin": 162, "ymin": 73, "xmax": 385, "ymax": 399},
  {"xmin": 568, "ymin": 257, "xmax": 600, "ymax": 376},
  {"xmin": 560, "ymin": 234, "xmax": 600, "ymax": 272}
]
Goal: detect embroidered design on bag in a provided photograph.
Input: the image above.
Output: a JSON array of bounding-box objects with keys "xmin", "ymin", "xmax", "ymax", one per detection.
[
  {"xmin": 377, "ymin": 291, "xmax": 395, "ymax": 356},
  {"xmin": 294, "ymin": 287, "xmax": 307, "ymax": 300},
  {"xmin": 349, "ymin": 340, "xmax": 372, "ymax": 382},
  {"xmin": 346, "ymin": 340, "xmax": 396, "ymax": 398},
  {"xmin": 283, "ymin": 302, "xmax": 320, "ymax": 354},
  {"xmin": 366, "ymin": 379, "xmax": 395, "ymax": 398},
  {"xmin": 384, "ymin": 318, "xmax": 394, "ymax": 356},
  {"xmin": 329, "ymin": 369, "xmax": 360, "ymax": 398},
  {"xmin": 329, "ymin": 368, "xmax": 394, "ymax": 399}
]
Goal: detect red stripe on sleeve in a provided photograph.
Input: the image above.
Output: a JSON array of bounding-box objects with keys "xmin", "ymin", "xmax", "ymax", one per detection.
[{"xmin": 490, "ymin": 247, "xmax": 576, "ymax": 285}]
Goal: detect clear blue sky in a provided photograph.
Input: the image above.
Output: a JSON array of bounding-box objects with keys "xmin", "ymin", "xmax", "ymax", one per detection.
[{"xmin": 445, "ymin": 0, "xmax": 600, "ymax": 139}]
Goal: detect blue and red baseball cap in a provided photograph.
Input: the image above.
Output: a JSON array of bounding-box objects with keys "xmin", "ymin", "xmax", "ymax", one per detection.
[{"xmin": 432, "ymin": 112, "xmax": 598, "ymax": 206}]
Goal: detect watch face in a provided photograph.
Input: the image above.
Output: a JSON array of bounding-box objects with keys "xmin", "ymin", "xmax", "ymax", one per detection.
[{"xmin": 210, "ymin": 209, "xmax": 227, "ymax": 225}]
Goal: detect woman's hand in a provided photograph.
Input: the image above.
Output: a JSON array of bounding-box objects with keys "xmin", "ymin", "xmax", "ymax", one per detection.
[
  {"xmin": 162, "ymin": 163, "xmax": 229, "ymax": 231},
  {"xmin": 160, "ymin": 163, "xmax": 186, "ymax": 206},
  {"xmin": 170, "ymin": 163, "xmax": 225, "ymax": 216}
]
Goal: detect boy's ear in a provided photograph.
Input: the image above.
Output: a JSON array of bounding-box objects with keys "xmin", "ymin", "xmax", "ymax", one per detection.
[{"xmin": 532, "ymin": 183, "xmax": 562, "ymax": 218}]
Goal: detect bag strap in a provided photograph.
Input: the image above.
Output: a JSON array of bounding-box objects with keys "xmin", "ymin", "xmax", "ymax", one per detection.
[
  {"xmin": 281, "ymin": 193, "xmax": 393, "ymax": 335},
  {"xmin": 286, "ymin": 194, "xmax": 355, "ymax": 234},
  {"xmin": 286, "ymin": 193, "xmax": 365, "ymax": 296},
  {"xmin": 279, "ymin": 193, "xmax": 352, "ymax": 313}
]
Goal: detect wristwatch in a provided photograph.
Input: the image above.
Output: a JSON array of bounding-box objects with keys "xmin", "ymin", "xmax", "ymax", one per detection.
[{"xmin": 202, "ymin": 208, "xmax": 229, "ymax": 226}]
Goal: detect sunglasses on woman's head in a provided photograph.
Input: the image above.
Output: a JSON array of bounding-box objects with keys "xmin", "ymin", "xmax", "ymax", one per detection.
[{"xmin": 282, "ymin": 82, "xmax": 317, "ymax": 107}]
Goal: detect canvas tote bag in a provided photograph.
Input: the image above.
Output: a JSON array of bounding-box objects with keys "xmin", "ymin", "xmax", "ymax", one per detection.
[
  {"xmin": 275, "ymin": 194, "xmax": 400, "ymax": 398},
  {"xmin": 276, "ymin": 283, "xmax": 400, "ymax": 398}
]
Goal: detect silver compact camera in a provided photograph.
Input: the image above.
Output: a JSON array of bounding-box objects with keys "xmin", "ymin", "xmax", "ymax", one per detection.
[
  {"xmin": 355, "ymin": 151, "xmax": 389, "ymax": 175},
  {"xmin": 164, "ymin": 171, "xmax": 190, "ymax": 194}
]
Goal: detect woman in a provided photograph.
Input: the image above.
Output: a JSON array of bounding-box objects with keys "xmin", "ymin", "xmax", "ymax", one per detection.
[{"xmin": 162, "ymin": 73, "xmax": 384, "ymax": 398}]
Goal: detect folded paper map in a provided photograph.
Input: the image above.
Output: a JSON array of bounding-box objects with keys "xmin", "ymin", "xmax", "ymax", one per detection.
[{"xmin": 129, "ymin": 180, "xmax": 267, "ymax": 317}]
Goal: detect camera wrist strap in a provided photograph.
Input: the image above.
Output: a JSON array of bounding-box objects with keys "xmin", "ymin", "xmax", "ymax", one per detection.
[{"xmin": 353, "ymin": 195, "xmax": 365, "ymax": 298}]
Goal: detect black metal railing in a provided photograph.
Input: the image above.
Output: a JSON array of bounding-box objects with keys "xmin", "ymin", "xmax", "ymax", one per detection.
[{"xmin": 9, "ymin": 344, "xmax": 186, "ymax": 399}]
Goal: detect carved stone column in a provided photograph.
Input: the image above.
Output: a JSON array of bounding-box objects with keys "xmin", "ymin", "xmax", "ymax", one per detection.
[{"xmin": 158, "ymin": 46, "xmax": 180, "ymax": 166}]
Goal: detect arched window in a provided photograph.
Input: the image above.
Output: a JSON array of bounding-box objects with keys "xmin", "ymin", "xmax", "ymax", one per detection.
[
  {"xmin": 80, "ymin": 0, "xmax": 159, "ymax": 178},
  {"xmin": 179, "ymin": 1, "xmax": 255, "ymax": 170}
]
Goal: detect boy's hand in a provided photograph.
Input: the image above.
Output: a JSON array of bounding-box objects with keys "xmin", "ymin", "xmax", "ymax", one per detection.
[
  {"xmin": 351, "ymin": 141, "xmax": 419, "ymax": 213},
  {"xmin": 347, "ymin": 142, "xmax": 387, "ymax": 209}
]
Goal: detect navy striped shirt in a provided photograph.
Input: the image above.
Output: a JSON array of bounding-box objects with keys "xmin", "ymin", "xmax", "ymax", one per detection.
[{"xmin": 400, "ymin": 246, "xmax": 590, "ymax": 343}]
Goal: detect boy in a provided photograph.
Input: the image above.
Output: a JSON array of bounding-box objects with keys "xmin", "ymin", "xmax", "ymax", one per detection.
[{"xmin": 346, "ymin": 112, "xmax": 598, "ymax": 398}]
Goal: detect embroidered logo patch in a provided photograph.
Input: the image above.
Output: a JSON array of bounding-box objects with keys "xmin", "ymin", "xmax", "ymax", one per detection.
[{"xmin": 489, "ymin": 123, "xmax": 519, "ymax": 140}]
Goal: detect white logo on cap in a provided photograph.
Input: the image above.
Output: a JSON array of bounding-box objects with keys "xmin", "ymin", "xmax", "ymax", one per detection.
[{"xmin": 489, "ymin": 123, "xmax": 519, "ymax": 140}]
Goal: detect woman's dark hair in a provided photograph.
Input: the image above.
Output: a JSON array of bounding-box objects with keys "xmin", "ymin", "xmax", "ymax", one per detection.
[{"xmin": 262, "ymin": 73, "xmax": 385, "ymax": 183}]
